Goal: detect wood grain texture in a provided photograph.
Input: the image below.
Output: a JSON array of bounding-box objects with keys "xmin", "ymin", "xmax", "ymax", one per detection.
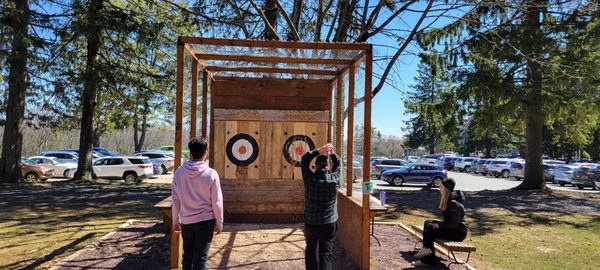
[
  {"xmin": 247, "ymin": 121, "xmax": 260, "ymax": 179},
  {"xmin": 292, "ymin": 122, "xmax": 306, "ymax": 179},
  {"xmin": 213, "ymin": 95, "xmax": 329, "ymax": 111},
  {"xmin": 337, "ymin": 191, "xmax": 365, "ymax": 269},
  {"xmin": 213, "ymin": 109, "xmax": 329, "ymax": 122},
  {"xmin": 213, "ymin": 121, "xmax": 226, "ymax": 175},
  {"xmin": 224, "ymin": 121, "xmax": 237, "ymax": 179},
  {"xmin": 259, "ymin": 122, "xmax": 273, "ymax": 179}
]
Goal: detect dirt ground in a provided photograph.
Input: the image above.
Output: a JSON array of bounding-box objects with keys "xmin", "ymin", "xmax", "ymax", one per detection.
[{"xmin": 51, "ymin": 221, "xmax": 469, "ymax": 270}]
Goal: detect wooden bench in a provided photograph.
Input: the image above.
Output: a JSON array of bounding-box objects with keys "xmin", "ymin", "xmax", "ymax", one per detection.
[{"xmin": 410, "ymin": 224, "xmax": 476, "ymax": 267}]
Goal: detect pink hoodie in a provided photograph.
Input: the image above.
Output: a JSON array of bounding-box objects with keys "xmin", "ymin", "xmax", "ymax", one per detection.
[{"xmin": 172, "ymin": 160, "xmax": 223, "ymax": 228}]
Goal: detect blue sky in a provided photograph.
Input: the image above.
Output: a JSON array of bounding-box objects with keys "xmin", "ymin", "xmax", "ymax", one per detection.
[{"xmin": 366, "ymin": 2, "xmax": 461, "ymax": 138}]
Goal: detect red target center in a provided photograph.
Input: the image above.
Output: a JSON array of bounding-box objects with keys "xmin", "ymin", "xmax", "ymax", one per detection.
[
  {"xmin": 238, "ymin": 146, "xmax": 247, "ymax": 154},
  {"xmin": 295, "ymin": 146, "xmax": 304, "ymax": 156}
]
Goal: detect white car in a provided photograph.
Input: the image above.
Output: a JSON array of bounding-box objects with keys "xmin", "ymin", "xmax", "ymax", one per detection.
[
  {"xmin": 93, "ymin": 156, "xmax": 154, "ymax": 183},
  {"xmin": 28, "ymin": 156, "xmax": 77, "ymax": 178},
  {"xmin": 454, "ymin": 157, "xmax": 476, "ymax": 173},
  {"xmin": 40, "ymin": 151, "xmax": 79, "ymax": 163},
  {"xmin": 133, "ymin": 151, "xmax": 175, "ymax": 174}
]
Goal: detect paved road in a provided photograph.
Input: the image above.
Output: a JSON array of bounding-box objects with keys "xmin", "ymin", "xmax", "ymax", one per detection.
[{"xmin": 372, "ymin": 171, "xmax": 600, "ymax": 193}]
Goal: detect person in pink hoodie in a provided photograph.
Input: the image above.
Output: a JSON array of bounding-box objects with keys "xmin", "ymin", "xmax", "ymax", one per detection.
[{"xmin": 172, "ymin": 137, "xmax": 223, "ymax": 270}]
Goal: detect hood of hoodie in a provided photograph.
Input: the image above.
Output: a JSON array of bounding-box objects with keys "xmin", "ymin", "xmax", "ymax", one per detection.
[
  {"xmin": 181, "ymin": 160, "xmax": 210, "ymax": 177},
  {"xmin": 450, "ymin": 190, "xmax": 465, "ymax": 204}
]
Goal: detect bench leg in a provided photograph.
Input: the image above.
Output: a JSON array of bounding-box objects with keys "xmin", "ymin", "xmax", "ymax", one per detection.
[
  {"xmin": 170, "ymin": 228, "xmax": 182, "ymax": 269},
  {"xmin": 446, "ymin": 250, "xmax": 471, "ymax": 268}
]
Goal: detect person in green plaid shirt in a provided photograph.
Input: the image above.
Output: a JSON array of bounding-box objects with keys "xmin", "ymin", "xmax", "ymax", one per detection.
[{"xmin": 301, "ymin": 143, "xmax": 340, "ymax": 270}]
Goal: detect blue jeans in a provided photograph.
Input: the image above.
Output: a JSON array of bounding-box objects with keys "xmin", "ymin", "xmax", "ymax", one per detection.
[
  {"xmin": 181, "ymin": 219, "xmax": 216, "ymax": 270},
  {"xmin": 304, "ymin": 222, "xmax": 337, "ymax": 270}
]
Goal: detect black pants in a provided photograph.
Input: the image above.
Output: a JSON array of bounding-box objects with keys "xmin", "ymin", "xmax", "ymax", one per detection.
[
  {"xmin": 181, "ymin": 219, "xmax": 216, "ymax": 270},
  {"xmin": 420, "ymin": 220, "xmax": 466, "ymax": 266},
  {"xmin": 304, "ymin": 222, "xmax": 337, "ymax": 270}
]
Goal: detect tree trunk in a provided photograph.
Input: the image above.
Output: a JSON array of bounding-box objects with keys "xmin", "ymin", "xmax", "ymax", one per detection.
[
  {"xmin": 133, "ymin": 110, "xmax": 139, "ymax": 151},
  {"xmin": 517, "ymin": 1, "xmax": 545, "ymax": 190},
  {"xmin": 74, "ymin": 0, "xmax": 102, "ymax": 181},
  {"xmin": 134, "ymin": 102, "xmax": 148, "ymax": 152},
  {"xmin": 333, "ymin": 0, "xmax": 354, "ymax": 42},
  {"xmin": 287, "ymin": 0, "xmax": 303, "ymax": 41},
  {"xmin": 263, "ymin": 0, "xmax": 278, "ymax": 40},
  {"xmin": 0, "ymin": 0, "xmax": 29, "ymax": 183}
]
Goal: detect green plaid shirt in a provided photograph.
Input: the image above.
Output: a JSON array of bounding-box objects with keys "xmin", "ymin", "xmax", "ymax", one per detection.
[{"xmin": 301, "ymin": 150, "xmax": 340, "ymax": 225}]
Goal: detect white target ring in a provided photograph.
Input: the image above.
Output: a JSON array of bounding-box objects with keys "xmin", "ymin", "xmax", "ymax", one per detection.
[{"xmin": 226, "ymin": 134, "xmax": 259, "ymax": 167}]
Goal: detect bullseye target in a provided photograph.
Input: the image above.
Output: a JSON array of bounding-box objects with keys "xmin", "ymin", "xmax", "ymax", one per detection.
[
  {"xmin": 226, "ymin": 133, "xmax": 259, "ymax": 167},
  {"xmin": 283, "ymin": 135, "xmax": 315, "ymax": 167}
]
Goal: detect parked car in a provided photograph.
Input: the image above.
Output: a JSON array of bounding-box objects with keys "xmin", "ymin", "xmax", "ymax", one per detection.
[
  {"xmin": 471, "ymin": 159, "xmax": 486, "ymax": 174},
  {"xmin": 593, "ymin": 170, "xmax": 600, "ymax": 190},
  {"xmin": 509, "ymin": 161, "xmax": 525, "ymax": 180},
  {"xmin": 93, "ymin": 147, "xmax": 119, "ymax": 157},
  {"xmin": 28, "ymin": 156, "xmax": 77, "ymax": 178},
  {"xmin": 403, "ymin": 156, "xmax": 420, "ymax": 163},
  {"xmin": 489, "ymin": 159, "xmax": 519, "ymax": 178},
  {"xmin": 370, "ymin": 158, "xmax": 386, "ymax": 178},
  {"xmin": 20, "ymin": 158, "xmax": 54, "ymax": 182},
  {"xmin": 92, "ymin": 156, "xmax": 154, "ymax": 183},
  {"xmin": 571, "ymin": 165, "xmax": 600, "ymax": 190},
  {"xmin": 543, "ymin": 164, "xmax": 557, "ymax": 182},
  {"xmin": 133, "ymin": 151, "xmax": 175, "ymax": 174},
  {"xmin": 553, "ymin": 165, "xmax": 580, "ymax": 186},
  {"xmin": 418, "ymin": 154, "xmax": 443, "ymax": 164},
  {"xmin": 61, "ymin": 149, "xmax": 104, "ymax": 160},
  {"xmin": 454, "ymin": 157, "xmax": 476, "ymax": 173},
  {"xmin": 41, "ymin": 151, "xmax": 79, "ymax": 163},
  {"xmin": 438, "ymin": 157, "xmax": 457, "ymax": 170},
  {"xmin": 372, "ymin": 159, "xmax": 406, "ymax": 179},
  {"xmin": 152, "ymin": 163, "xmax": 161, "ymax": 176},
  {"xmin": 156, "ymin": 145, "xmax": 190, "ymax": 158},
  {"xmin": 381, "ymin": 163, "xmax": 448, "ymax": 187}
]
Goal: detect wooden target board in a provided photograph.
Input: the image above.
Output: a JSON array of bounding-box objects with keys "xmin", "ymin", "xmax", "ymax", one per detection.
[{"xmin": 213, "ymin": 120, "xmax": 327, "ymax": 180}]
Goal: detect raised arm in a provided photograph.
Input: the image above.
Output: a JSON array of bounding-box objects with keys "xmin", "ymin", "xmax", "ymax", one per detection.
[{"xmin": 301, "ymin": 149, "xmax": 320, "ymax": 179}]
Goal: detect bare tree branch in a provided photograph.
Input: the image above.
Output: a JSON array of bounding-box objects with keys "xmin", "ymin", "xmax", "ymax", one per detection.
[
  {"xmin": 357, "ymin": 0, "xmax": 418, "ymax": 42},
  {"xmin": 248, "ymin": 0, "xmax": 280, "ymax": 40},
  {"xmin": 273, "ymin": 0, "xmax": 300, "ymax": 41},
  {"xmin": 372, "ymin": 0, "xmax": 434, "ymax": 97}
]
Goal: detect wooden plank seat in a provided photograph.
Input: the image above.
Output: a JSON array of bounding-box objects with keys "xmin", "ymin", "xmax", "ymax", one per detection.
[{"xmin": 410, "ymin": 224, "xmax": 476, "ymax": 267}]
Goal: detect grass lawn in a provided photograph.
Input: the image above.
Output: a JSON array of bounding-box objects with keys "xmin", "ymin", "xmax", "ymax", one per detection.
[
  {"xmin": 0, "ymin": 180, "xmax": 171, "ymax": 270},
  {"xmin": 377, "ymin": 188, "xmax": 600, "ymax": 270}
]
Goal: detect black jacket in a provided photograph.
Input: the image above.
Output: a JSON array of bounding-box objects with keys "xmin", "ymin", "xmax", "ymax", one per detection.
[{"xmin": 439, "ymin": 190, "xmax": 468, "ymax": 235}]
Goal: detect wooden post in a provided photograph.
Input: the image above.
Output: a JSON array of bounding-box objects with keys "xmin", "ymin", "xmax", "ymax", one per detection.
[
  {"xmin": 335, "ymin": 76, "xmax": 343, "ymax": 157},
  {"xmin": 209, "ymin": 78, "xmax": 215, "ymax": 167},
  {"xmin": 190, "ymin": 60, "xmax": 198, "ymax": 139},
  {"xmin": 174, "ymin": 45, "xmax": 184, "ymax": 171},
  {"xmin": 201, "ymin": 70, "xmax": 208, "ymax": 138},
  {"xmin": 172, "ymin": 44, "xmax": 184, "ymax": 269},
  {"xmin": 346, "ymin": 68, "xmax": 354, "ymax": 197},
  {"xmin": 361, "ymin": 47, "xmax": 373, "ymax": 270}
]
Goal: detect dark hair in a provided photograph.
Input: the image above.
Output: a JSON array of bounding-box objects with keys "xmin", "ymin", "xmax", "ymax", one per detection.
[{"xmin": 188, "ymin": 137, "xmax": 208, "ymax": 159}]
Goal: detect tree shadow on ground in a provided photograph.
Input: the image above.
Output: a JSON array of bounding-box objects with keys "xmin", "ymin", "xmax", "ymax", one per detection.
[{"xmin": 0, "ymin": 181, "xmax": 171, "ymax": 269}]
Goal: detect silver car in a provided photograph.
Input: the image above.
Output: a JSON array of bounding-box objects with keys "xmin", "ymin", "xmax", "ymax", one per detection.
[
  {"xmin": 372, "ymin": 159, "xmax": 406, "ymax": 179},
  {"xmin": 553, "ymin": 165, "xmax": 580, "ymax": 186},
  {"xmin": 454, "ymin": 157, "xmax": 476, "ymax": 173},
  {"xmin": 489, "ymin": 159, "xmax": 521, "ymax": 178},
  {"xmin": 133, "ymin": 151, "xmax": 175, "ymax": 174}
]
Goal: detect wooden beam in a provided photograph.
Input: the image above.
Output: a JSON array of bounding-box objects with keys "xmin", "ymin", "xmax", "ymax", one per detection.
[
  {"xmin": 174, "ymin": 45, "xmax": 184, "ymax": 171},
  {"xmin": 205, "ymin": 66, "xmax": 338, "ymax": 76},
  {"xmin": 346, "ymin": 66, "xmax": 354, "ymax": 197},
  {"xmin": 209, "ymin": 78, "xmax": 215, "ymax": 168},
  {"xmin": 195, "ymin": 53, "xmax": 353, "ymax": 65},
  {"xmin": 361, "ymin": 46, "xmax": 373, "ymax": 270},
  {"xmin": 335, "ymin": 76, "xmax": 343, "ymax": 156},
  {"xmin": 190, "ymin": 60, "xmax": 198, "ymax": 139},
  {"xmin": 179, "ymin": 36, "xmax": 371, "ymax": 51},
  {"xmin": 337, "ymin": 51, "xmax": 366, "ymax": 77},
  {"xmin": 211, "ymin": 76, "xmax": 332, "ymax": 82},
  {"xmin": 201, "ymin": 70, "xmax": 208, "ymax": 138},
  {"xmin": 184, "ymin": 43, "xmax": 199, "ymax": 62},
  {"xmin": 328, "ymin": 82, "xmax": 333, "ymax": 141},
  {"xmin": 213, "ymin": 109, "xmax": 330, "ymax": 122}
]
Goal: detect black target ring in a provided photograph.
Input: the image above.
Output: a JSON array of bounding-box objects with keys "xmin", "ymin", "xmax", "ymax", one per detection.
[
  {"xmin": 226, "ymin": 133, "xmax": 259, "ymax": 167},
  {"xmin": 283, "ymin": 135, "xmax": 315, "ymax": 167}
]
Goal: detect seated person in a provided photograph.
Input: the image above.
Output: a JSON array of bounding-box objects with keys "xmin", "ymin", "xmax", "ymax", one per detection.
[{"xmin": 413, "ymin": 178, "xmax": 468, "ymax": 267}]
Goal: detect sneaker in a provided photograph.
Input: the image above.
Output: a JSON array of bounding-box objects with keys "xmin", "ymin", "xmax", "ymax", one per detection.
[
  {"xmin": 412, "ymin": 260, "xmax": 433, "ymax": 268},
  {"xmin": 414, "ymin": 247, "xmax": 433, "ymax": 259}
]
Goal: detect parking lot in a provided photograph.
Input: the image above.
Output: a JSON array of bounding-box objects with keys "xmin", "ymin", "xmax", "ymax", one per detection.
[{"xmin": 372, "ymin": 171, "xmax": 600, "ymax": 193}]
